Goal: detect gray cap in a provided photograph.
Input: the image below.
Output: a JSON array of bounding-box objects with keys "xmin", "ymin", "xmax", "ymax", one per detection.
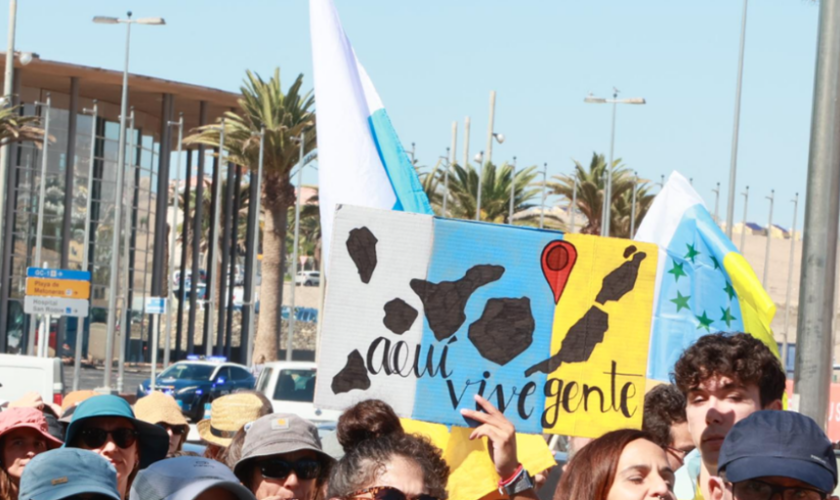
[
  {"xmin": 130, "ymin": 456, "xmax": 255, "ymax": 500},
  {"xmin": 233, "ymin": 413, "xmax": 333, "ymax": 477},
  {"xmin": 20, "ymin": 448, "xmax": 120, "ymax": 500}
]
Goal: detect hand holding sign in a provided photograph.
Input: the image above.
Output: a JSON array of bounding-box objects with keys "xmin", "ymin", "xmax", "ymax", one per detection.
[{"xmin": 461, "ymin": 394, "xmax": 519, "ymax": 480}]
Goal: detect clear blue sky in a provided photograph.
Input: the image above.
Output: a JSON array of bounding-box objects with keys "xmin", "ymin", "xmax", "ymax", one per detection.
[{"xmin": 3, "ymin": 0, "xmax": 819, "ymax": 228}]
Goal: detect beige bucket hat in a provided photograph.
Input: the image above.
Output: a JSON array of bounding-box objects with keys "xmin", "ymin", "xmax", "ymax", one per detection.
[
  {"xmin": 134, "ymin": 391, "xmax": 189, "ymax": 428},
  {"xmin": 197, "ymin": 393, "xmax": 265, "ymax": 447}
]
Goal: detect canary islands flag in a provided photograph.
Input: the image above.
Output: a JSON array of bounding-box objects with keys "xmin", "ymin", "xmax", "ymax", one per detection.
[
  {"xmin": 310, "ymin": 0, "xmax": 433, "ymax": 267},
  {"xmin": 635, "ymin": 172, "xmax": 779, "ymax": 381}
]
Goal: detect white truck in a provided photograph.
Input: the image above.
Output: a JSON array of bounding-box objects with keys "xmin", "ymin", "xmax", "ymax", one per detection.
[
  {"xmin": 255, "ymin": 361, "xmax": 340, "ymax": 424},
  {"xmin": 0, "ymin": 354, "xmax": 64, "ymax": 406}
]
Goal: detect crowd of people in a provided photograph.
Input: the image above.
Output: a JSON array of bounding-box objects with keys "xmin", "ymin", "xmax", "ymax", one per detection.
[{"xmin": 0, "ymin": 331, "xmax": 834, "ymax": 500}]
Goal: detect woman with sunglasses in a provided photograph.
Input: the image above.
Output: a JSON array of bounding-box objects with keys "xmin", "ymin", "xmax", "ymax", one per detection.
[
  {"xmin": 233, "ymin": 413, "xmax": 334, "ymax": 500},
  {"xmin": 329, "ymin": 394, "xmax": 543, "ymax": 500},
  {"xmin": 0, "ymin": 407, "xmax": 63, "ymax": 500},
  {"xmin": 134, "ymin": 391, "xmax": 190, "ymax": 456},
  {"xmin": 64, "ymin": 395, "xmax": 169, "ymax": 499}
]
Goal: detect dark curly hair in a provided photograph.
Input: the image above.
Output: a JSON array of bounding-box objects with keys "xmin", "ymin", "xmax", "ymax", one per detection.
[
  {"xmin": 328, "ymin": 432, "xmax": 449, "ymax": 500},
  {"xmin": 337, "ymin": 399, "xmax": 404, "ymax": 453},
  {"xmin": 642, "ymin": 384, "xmax": 686, "ymax": 447},
  {"xmin": 672, "ymin": 332, "xmax": 785, "ymax": 407}
]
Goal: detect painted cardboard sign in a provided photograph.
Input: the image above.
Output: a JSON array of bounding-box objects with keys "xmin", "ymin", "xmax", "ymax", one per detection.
[{"xmin": 314, "ymin": 205, "xmax": 658, "ymax": 437}]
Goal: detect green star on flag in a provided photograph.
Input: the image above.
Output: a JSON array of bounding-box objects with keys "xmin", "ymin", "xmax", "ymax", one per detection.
[
  {"xmin": 671, "ymin": 291, "xmax": 691, "ymax": 312},
  {"xmin": 720, "ymin": 306, "xmax": 737, "ymax": 328},
  {"xmin": 724, "ymin": 282, "xmax": 736, "ymax": 300},
  {"xmin": 696, "ymin": 311, "xmax": 714, "ymax": 332},
  {"xmin": 668, "ymin": 260, "xmax": 687, "ymax": 282},
  {"xmin": 710, "ymin": 256, "xmax": 721, "ymax": 270},
  {"xmin": 685, "ymin": 243, "xmax": 700, "ymax": 263}
]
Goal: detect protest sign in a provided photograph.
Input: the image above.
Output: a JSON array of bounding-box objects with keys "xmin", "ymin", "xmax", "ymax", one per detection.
[{"xmin": 315, "ymin": 205, "xmax": 658, "ymax": 437}]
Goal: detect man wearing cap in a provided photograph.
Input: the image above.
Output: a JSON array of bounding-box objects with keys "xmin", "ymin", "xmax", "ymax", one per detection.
[
  {"xmin": 130, "ymin": 456, "xmax": 255, "ymax": 500},
  {"xmin": 19, "ymin": 448, "xmax": 121, "ymax": 500},
  {"xmin": 708, "ymin": 410, "xmax": 838, "ymax": 500},
  {"xmin": 134, "ymin": 392, "xmax": 190, "ymax": 456},
  {"xmin": 233, "ymin": 413, "xmax": 334, "ymax": 500}
]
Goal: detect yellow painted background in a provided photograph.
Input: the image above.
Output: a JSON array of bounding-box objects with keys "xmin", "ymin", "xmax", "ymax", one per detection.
[{"xmin": 543, "ymin": 234, "xmax": 658, "ymax": 437}]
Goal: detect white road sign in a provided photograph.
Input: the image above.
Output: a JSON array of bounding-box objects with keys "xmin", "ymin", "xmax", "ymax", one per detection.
[{"xmin": 24, "ymin": 296, "xmax": 89, "ymax": 318}]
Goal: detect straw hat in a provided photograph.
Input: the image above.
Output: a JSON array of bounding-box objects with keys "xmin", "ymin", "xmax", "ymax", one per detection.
[
  {"xmin": 134, "ymin": 392, "xmax": 189, "ymax": 428},
  {"xmin": 197, "ymin": 393, "xmax": 265, "ymax": 447},
  {"xmin": 61, "ymin": 390, "xmax": 96, "ymax": 412}
]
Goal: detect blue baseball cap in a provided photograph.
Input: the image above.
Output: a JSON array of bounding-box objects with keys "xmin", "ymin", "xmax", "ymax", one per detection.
[
  {"xmin": 19, "ymin": 448, "xmax": 121, "ymax": 500},
  {"xmin": 130, "ymin": 456, "xmax": 255, "ymax": 500},
  {"xmin": 64, "ymin": 394, "xmax": 169, "ymax": 469},
  {"xmin": 718, "ymin": 410, "xmax": 837, "ymax": 493}
]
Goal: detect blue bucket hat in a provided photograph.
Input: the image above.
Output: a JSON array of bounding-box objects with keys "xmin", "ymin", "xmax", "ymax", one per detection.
[
  {"xmin": 20, "ymin": 448, "xmax": 121, "ymax": 500},
  {"xmin": 64, "ymin": 394, "xmax": 169, "ymax": 469}
]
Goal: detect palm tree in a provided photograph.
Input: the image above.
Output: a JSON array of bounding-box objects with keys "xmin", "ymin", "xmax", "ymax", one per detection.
[
  {"xmin": 0, "ymin": 104, "xmax": 43, "ymax": 147},
  {"xmin": 547, "ymin": 152, "xmax": 654, "ymax": 237},
  {"xmin": 431, "ymin": 161, "xmax": 563, "ymax": 227},
  {"xmin": 184, "ymin": 69, "xmax": 315, "ymax": 363}
]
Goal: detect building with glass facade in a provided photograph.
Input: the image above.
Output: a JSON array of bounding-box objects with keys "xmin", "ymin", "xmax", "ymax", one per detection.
[{"xmin": 0, "ymin": 52, "xmax": 238, "ymax": 360}]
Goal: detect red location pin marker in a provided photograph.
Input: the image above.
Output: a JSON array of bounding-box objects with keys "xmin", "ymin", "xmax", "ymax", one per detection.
[{"xmin": 541, "ymin": 240, "xmax": 578, "ymax": 304}]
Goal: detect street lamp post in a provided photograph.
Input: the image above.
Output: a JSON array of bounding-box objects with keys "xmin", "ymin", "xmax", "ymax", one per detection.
[
  {"xmin": 725, "ymin": 0, "xmax": 750, "ymax": 240},
  {"xmin": 165, "ymin": 113, "xmax": 183, "ymax": 369},
  {"xmin": 712, "ymin": 182, "xmax": 721, "ymax": 226},
  {"xmin": 508, "ymin": 156, "xmax": 516, "ymax": 225},
  {"xmin": 539, "ymin": 163, "xmax": 547, "ymax": 229},
  {"xmin": 782, "ymin": 193, "xmax": 799, "ymax": 371},
  {"xmin": 477, "ymin": 91, "xmax": 504, "ymax": 221},
  {"xmin": 206, "ymin": 120, "xmax": 225, "ymax": 357},
  {"xmin": 74, "ymin": 100, "xmax": 97, "ymax": 391},
  {"xmin": 27, "ymin": 94, "xmax": 51, "ymax": 356},
  {"xmin": 442, "ymin": 148, "xmax": 451, "ymax": 217},
  {"xmin": 740, "ymin": 186, "xmax": 749, "ymax": 253},
  {"xmin": 570, "ymin": 175, "xmax": 577, "ymax": 234},
  {"xmin": 630, "ymin": 171, "xmax": 638, "ymax": 238},
  {"xmin": 763, "ymin": 189, "xmax": 774, "ymax": 288},
  {"xmin": 93, "ymin": 11, "xmax": 164, "ymax": 393},
  {"xmin": 117, "ymin": 109, "xmax": 135, "ymax": 395},
  {"xmin": 287, "ymin": 131, "xmax": 306, "ymax": 362},
  {"xmin": 0, "ymin": 0, "xmax": 17, "ymax": 266},
  {"xmin": 244, "ymin": 128, "xmax": 265, "ymax": 367},
  {"xmin": 584, "ymin": 89, "xmax": 646, "ymax": 237},
  {"xmin": 474, "ymin": 151, "xmax": 483, "ymax": 220}
]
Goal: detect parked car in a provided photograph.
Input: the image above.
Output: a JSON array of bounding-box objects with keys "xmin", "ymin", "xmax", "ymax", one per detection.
[
  {"xmin": 137, "ymin": 357, "xmax": 255, "ymax": 421},
  {"xmin": 295, "ymin": 271, "xmax": 320, "ymax": 287},
  {"xmin": 255, "ymin": 361, "xmax": 340, "ymax": 424}
]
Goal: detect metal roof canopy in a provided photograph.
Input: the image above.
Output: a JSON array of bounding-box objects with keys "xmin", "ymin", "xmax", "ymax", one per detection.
[{"xmin": 0, "ymin": 52, "xmax": 239, "ymax": 131}]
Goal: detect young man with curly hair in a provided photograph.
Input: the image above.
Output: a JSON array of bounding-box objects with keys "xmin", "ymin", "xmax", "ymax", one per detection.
[
  {"xmin": 643, "ymin": 383, "xmax": 693, "ymax": 471},
  {"xmin": 672, "ymin": 333, "xmax": 785, "ymax": 500}
]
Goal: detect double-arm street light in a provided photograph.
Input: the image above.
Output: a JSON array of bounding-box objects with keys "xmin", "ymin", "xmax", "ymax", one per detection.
[
  {"xmin": 93, "ymin": 11, "xmax": 164, "ymax": 393},
  {"xmin": 584, "ymin": 89, "xmax": 645, "ymax": 237}
]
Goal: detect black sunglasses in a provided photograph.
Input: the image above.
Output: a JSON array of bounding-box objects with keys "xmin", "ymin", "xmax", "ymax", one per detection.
[
  {"xmin": 160, "ymin": 424, "xmax": 188, "ymax": 436},
  {"xmin": 78, "ymin": 428, "xmax": 138, "ymax": 449},
  {"xmin": 344, "ymin": 486, "xmax": 438, "ymax": 500},
  {"xmin": 258, "ymin": 458, "xmax": 322, "ymax": 481}
]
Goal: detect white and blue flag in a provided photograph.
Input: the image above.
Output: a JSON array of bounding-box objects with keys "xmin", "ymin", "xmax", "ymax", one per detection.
[{"xmin": 310, "ymin": 0, "xmax": 433, "ymax": 267}]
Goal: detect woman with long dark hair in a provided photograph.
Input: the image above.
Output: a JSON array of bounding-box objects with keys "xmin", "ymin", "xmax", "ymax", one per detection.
[{"xmin": 554, "ymin": 429, "xmax": 676, "ymax": 500}]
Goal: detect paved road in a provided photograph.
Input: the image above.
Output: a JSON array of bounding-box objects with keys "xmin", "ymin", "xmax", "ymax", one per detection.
[{"xmin": 62, "ymin": 364, "xmax": 151, "ymax": 393}]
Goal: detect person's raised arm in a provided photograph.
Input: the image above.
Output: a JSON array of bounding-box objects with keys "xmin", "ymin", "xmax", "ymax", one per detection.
[{"xmin": 460, "ymin": 394, "xmax": 539, "ymax": 500}]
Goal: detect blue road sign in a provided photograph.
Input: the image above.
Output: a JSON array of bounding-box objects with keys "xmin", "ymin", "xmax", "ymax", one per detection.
[
  {"xmin": 26, "ymin": 267, "xmax": 91, "ymax": 281},
  {"xmin": 145, "ymin": 297, "xmax": 167, "ymax": 315}
]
